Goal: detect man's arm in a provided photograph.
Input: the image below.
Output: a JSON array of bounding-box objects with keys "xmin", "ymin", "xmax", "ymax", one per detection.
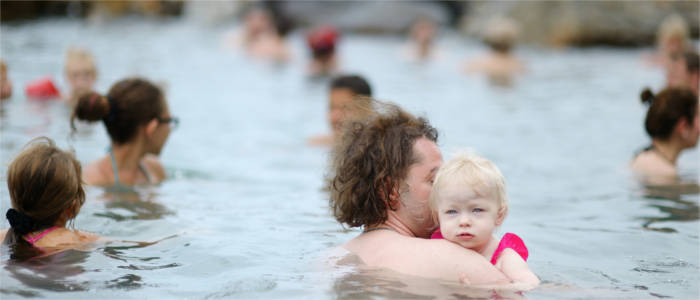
[{"xmin": 345, "ymin": 232, "xmax": 513, "ymax": 285}]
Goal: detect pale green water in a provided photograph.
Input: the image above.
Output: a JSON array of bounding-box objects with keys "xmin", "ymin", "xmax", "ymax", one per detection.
[{"xmin": 0, "ymin": 18, "xmax": 698, "ymax": 299}]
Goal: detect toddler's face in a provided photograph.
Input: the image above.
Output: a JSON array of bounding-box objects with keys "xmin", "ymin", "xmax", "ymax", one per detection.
[
  {"xmin": 437, "ymin": 184, "xmax": 501, "ymax": 253},
  {"xmin": 65, "ymin": 62, "xmax": 96, "ymax": 94}
]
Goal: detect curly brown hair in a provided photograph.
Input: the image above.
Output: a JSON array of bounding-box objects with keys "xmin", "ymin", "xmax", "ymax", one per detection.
[{"xmin": 326, "ymin": 101, "xmax": 438, "ymax": 228}]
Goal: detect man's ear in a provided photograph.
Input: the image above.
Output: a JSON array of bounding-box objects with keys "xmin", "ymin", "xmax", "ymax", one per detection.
[
  {"xmin": 379, "ymin": 177, "xmax": 400, "ymax": 208},
  {"xmin": 145, "ymin": 119, "xmax": 159, "ymax": 137}
]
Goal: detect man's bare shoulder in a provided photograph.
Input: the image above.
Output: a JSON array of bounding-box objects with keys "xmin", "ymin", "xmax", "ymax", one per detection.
[{"xmin": 343, "ymin": 232, "xmax": 505, "ymax": 283}]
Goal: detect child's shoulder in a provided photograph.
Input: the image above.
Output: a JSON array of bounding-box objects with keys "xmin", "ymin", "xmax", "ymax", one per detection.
[{"xmin": 492, "ymin": 233, "xmax": 528, "ymax": 264}]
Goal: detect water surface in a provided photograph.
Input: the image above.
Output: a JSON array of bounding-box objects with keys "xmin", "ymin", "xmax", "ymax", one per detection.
[{"xmin": 0, "ymin": 18, "xmax": 698, "ymax": 299}]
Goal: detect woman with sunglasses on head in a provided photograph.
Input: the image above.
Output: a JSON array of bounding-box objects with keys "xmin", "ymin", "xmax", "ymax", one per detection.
[{"xmin": 71, "ymin": 78, "xmax": 177, "ymax": 188}]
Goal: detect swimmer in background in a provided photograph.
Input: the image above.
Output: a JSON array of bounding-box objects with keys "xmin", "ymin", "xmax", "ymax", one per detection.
[
  {"xmin": 667, "ymin": 51, "xmax": 699, "ymax": 97},
  {"xmin": 463, "ymin": 17, "xmax": 525, "ymax": 86},
  {"xmin": 644, "ymin": 14, "xmax": 691, "ymax": 72},
  {"xmin": 308, "ymin": 75, "xmax": 372, "ymax": 146},
  {"xmin": 64, "ymin": 48, "xmax": 98, "ymax": 106},
  {"xmin": 71, "ymin": 78, "xmax": 176, "ymax": 187},
  {"xmin": 402, "ymin": 16, "xmax": 440, "ymax": 62},
  {"xmin": 631, "ymin": 87, "xmax": 699, "ymax": 183},
  {"xmin": 429, "ymin": 152, "xmax": 539, "ymax": 289},
  {"xmin": 1, "ymin": 137, "xmax": 100, "ymax": 260},
  {"xmin": 1, "ymin": 60, "xmax": 12, "ymax": 100},
  {"xmin": 307, "ymin": 25, "xmax": 339, "ymax": 77},
  {"xmin": 223, "ymin": 7, "xmax": 290, "ymax": 63}
]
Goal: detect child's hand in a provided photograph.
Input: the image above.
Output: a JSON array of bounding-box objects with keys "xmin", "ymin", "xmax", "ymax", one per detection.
[{"xmin": 495, "ymin": 248, "xmax": 540, "ymax": 290}]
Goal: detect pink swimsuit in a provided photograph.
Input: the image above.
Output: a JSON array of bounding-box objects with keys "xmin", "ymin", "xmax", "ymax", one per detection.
[
  {"xmin": 24, "ymin": 226, "xmax": 59, "ymax": 245},
  {"xmin": 430, "ymin": 229, "xmax": 529, "ymax": 265}
]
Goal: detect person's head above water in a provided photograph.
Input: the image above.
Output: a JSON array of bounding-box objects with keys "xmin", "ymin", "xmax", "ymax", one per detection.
[
  {"xmin": 483, "ymin": 17, "xmax": 519, "ymax": 54},
  {"xmin": 64, "ymin": 47, "xmax": 97, "ymax": 101},
  {"xmin": 327, "ymin": 101, "xmax": 441, "ymax": 237},
  {"xmin": 308, "ymin": 25, "xmax": 338, "ymax": 61},
  {"xmin": 243, "ymin": 7, "xmax": 276, "ymax": 38},
  {"xmin": 71, "ymin": 78, "xmax": 175, "ymax": 154},
  {"xmin": 668, "ymin": 51, "xmax": 699, "ymax": 96},
  {"xmin": 641, "ymin": 87, "xmax": 699, "ymax": 146},
  {"xmin": 328, "ymin": 74, "xmax": 372, "ymax": 135},
  {"xmin": 0, "ymin": 60, "xmax": 12, "ymax": 100},
  {"xmin": 429, "ymin": 152, "xmax": 508, "ymax": 252},
  {"xmin": 410, "ymin": 16, "xmax": 437, "ymax": 45},
  {"xmin": 5, "ymin": 137, "xmax": 85, "ymax": 238},
  {"xmin": 657, "ymin": 14, "xmax": 690, "ymax": 58}
]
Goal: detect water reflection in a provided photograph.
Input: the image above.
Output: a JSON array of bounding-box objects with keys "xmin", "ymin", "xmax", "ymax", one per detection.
[
  {"xmin": 0, "ymin": 234, "xmax": 179, "ymax": 296},
  {"xmin": 94, "ymin": 188, "xmax": 173, "ymax": 221},
  {"xmin": 637, "ymin": 179, "xmax": 699, "ymax": 233},
  {"xmin": 2, "ymin": 249, "xmax": 91, "ymax": 293}
]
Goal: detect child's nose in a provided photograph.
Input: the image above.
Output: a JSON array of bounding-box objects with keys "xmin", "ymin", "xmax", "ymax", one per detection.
[{"xmin": 458, "ymin": 215, "xmax": 471, "ymax": 227}]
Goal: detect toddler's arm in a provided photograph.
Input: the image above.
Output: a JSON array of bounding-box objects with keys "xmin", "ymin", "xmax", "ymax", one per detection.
[{"xmin": 494, "ymin": 248, "xmax": 540, "ymax": 289}]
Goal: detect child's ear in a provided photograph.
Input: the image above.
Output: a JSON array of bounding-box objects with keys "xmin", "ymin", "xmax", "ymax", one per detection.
[{"xmin": 495, "ymin": 206, "xmax": 508, "ymax": 226}]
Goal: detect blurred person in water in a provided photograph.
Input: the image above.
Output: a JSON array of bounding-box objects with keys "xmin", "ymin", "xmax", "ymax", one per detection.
[
  {"xmin": 326, "ymin": 100, "xmax": 534, "ymax": 289},
  {"xmin": 307, "ymin": 25, "xmax": 339, "ymax": 76},
  {"xmin": 0, "ymin": 60, "xmax": 12, "ymax": 100},
  {"xmin": 0, "ymin": 137, "xmax": 100, "ymax": 260},
  {"xmin": 645, "ymin": 14, "xmax": 691, "ymax": 72},
  {"xmin": 428, "ymin": 152, "xmax": 539, "ymax": 289},
  {"xmin": 631, "ymin": 87, "xmax": 699, "ymax": 182},
  {"xmin": 463, "ymin": 17, "xmax": 525, "ymax": 86},
  {"xmin": 224, "ymin": 7, "xmax": 291, "ymax": 63},
  {"xmin": 667, "ymin": 51, "xmax": 699, "ymax": 97},
  {"xmin": 308, "ymin": 74, "xmax": 373, "ymax": 146},
  {"xmin": 64, "ymin": 48, "xmax": 98, "ymax": 106},
  {"xmin": 402, "ymin": 16, "xmax": 440, "ymax": 62},
  {"xmin": 71, "ymin": 78, "xmax": 176, "ymax": 188}
]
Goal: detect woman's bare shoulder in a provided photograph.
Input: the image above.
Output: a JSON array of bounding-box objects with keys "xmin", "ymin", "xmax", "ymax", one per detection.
[
  {"xmin": 630, "ymin": 152, "xmax": 677, "ymax": 177},
  {"xmin": 83, "ymin": 158, "xmax": 111, "ymax": 186}
]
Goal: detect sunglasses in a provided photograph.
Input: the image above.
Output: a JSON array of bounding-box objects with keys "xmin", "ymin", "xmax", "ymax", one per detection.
[{"xmin": 158, "ymin": 116, "xmax": 179, "ymax": 130}]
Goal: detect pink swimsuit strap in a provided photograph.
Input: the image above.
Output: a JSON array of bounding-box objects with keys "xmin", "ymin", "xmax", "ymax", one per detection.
[
  {"xmin": 24, "ymin": 226, "xmax": 60, "ymax": 245},
  {"xmin": 490, "ymin": 232, "xmax": 529, "ymax": 265}
]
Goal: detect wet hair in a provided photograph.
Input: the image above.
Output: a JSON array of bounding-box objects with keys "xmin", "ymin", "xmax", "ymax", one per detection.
[
  {"xmin": 3, "ymin": 137, "xmax": 85, "ymax": 255},
  {"xmin": 326, "ymin": 101, "xmax": 438, "ymax": 228},
  {"xmin": 71, "ymin": 78, "xmax": 166, "ymax": 144},
  {"xmin": 640, "ymin": 87, "xmax": 698, "ymax": 140},
  {"xmin": 429, "ymin": 152, "xmax": 508, "ymax": 220},
  {"xmin": 330, "ymin": 75, "xmax": 372, "ymax": 96}
]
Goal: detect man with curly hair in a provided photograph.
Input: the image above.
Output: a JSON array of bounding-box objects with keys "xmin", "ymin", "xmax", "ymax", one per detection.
[{"xmin": 326, "ymin": 101, "xmax": 517, "ymax": 286}]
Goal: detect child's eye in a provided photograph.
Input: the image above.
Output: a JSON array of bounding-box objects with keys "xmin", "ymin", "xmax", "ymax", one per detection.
[
  {"xmin": 473, "ymin": 208, "xmax": 484, "ymax": 213},
  {"xmin": 445, "ymin": 209, "xmax": 457, "ymax": 215}
]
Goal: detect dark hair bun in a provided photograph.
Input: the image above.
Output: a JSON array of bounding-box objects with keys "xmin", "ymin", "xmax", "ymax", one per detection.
[
  {"xmin": 74, "ymin": 92, "xmax": 110, "ymax": 122},
  {"xmin": 640, "ymin": 88, "xmax": 655, "ymax": 105}
]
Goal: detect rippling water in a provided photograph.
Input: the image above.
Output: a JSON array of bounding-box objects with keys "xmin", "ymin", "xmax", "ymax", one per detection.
[{"xmin": 1, "ymin": 18, "xmax": 698, "ymax": 299}]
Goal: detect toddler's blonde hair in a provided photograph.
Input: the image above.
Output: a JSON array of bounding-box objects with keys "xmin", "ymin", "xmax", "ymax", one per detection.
[
  {"xmin": 64, "ymin": 47, "xmax": 96, "ymax": 73},
  {"xmin": 429, "ymin": 151, "xmax": 508, "ymax": 219},
  {"xmin": 657, "ymin": 14, "xmax": 689, "ymax": 50}
]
